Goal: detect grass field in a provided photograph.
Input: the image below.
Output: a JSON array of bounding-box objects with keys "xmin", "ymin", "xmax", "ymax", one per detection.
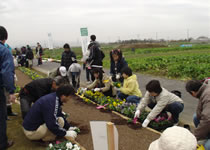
[{"xmin": 42, "ymin": 43, "xmax": 210, "ymax": 80}]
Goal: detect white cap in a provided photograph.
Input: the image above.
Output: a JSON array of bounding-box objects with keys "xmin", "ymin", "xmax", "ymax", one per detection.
[
  {"xmin": 59, "ymin": 66, "xmax": 67, "ymax": 77},
  {"xmin": 149, "ymin": 126, "xmax": 197, "ymax": 150}
]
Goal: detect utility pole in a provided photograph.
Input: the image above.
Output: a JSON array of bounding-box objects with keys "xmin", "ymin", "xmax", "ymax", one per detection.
[
  {"xmin": 187, "ymin": 29, "xmax": 189, "ymax": 41},
  {"xmin": 156, "ymin": 32, "xmax": 158, "ymax": 41}
]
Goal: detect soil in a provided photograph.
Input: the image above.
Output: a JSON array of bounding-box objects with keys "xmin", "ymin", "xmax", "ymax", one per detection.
[
  {"xmin": 63, "ymin": 97, "xmax": 160, "ymax": 150},
  {"xmin": 15, "ymin": 69, "xmax": 160, "ymax": 150},
  {"xmin": 118, "ymin": 43, "xmax": 167, "ymax": 49},
  {"xmin": 15, "ymin": 69, "xmax": 32, "ymax": 87}
]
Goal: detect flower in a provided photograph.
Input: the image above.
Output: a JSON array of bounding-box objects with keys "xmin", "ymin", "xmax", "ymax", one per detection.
[
  {"xmin": 66, "ymin": 142, "xmax": 73, "ymax": 149},
  {"xmin": 73, "ymin": 144, "xmax": 80, "ymax": 150},
  {"xmin": 56, "ymin": 140, "xmax": 61, "ymax": 144},
  {"xmin": 113, "ymin": 102, "xmax": 117, "ymax": 107},
  {"xmin": 49, "ymin": 143, "xmax": 53, "ymax": 148}
]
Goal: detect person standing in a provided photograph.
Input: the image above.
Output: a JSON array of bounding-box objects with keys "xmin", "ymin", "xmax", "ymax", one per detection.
[
  {"xmin": 26, "ymin": 45, "xmax": 34, "ymax": 68},
  {"xmin": 61, "ymin": 43, "xmax": 76, "ymax": 70},
  {"xmin": 87, "ymin": 35, "xmax": 105, "ymax": 81},
  {"xmin": 36, "ymin": 42, "xmax": 43, "ymax": 66},
  {"xmin": 0, "ymin": 26, "xmax": 16, "ymax": 149},
  {"xmin": 186, "ymin": 80, "xmax": 210, "ymax": 150}
]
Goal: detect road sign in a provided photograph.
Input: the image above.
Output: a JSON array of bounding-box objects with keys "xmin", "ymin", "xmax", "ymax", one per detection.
[{"xmin": 80, "ymin": 28, "xmax": 88, "ymax": 36}]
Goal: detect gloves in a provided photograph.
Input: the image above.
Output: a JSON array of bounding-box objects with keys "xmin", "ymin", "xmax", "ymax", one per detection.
[
  {"xmin": 94, "ymin": 88, "xmax": 101, "ymax": 92},
  {"xmin": 65, "ymin": 131, "xmax": 77, "ymax": 139},
  {"xmin": 142, "ymin": 119, "xmax": 150, "ymax": 128},
  {"xmin": 114, "ymin": 87, "xmax": 120, "ymax": 91},
  {"xmin": 81, "ymin": 88, "xmax": 87, "ymax": 93},
  {"xmin": 134, "ymin": 110, "xmax": 140, "ymax": 118},
  {"xmin": 116, "ymin": 74, "xmax": 121, "ymax": 80},
  {"xmin": 68, "ymin": 127, "xmax": 77, "ymax": 131}
]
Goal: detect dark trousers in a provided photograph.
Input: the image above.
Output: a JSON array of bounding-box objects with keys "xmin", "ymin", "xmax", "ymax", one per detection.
[
  {"xmin": 0, "ymin": 88, "xmax": 8, "ymax": 149},
  {"xmin": 37, "ymin": 56, "xmax": 42, "ymax": 65},
  {"xmin": 20, "ymin": 95, "xmax": 35, "ymax": 119},
  {"xmin": 86, "ymin": 68, "xmax": 90, "ymax": 82},
  {"xmin": 117, "ymin": 92, "xmax": 141, "ymax": 104},
  {"xmin": 148, "ymin": 101, "xmax": 184, "ymax": 123},
  {"xmin": 71, "ymin": 72, "xmax": 80, "ymax": 89}
]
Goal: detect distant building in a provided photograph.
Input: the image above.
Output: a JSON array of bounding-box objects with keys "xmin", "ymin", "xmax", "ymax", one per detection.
[{"xmin": 191, "ymin": 36, "xmax": 210, "ymax": 43}]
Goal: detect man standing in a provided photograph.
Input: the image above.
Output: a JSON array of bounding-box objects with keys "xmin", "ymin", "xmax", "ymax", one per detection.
[
  {"xmin": 23, "ymin": 85, "xmax": 77, "ymax": 142},
  {"xmin": 36, "ymin": 42, "xmax": 43, "ymax": 66},
  {"xmin": 0, "ymin": 26, "xmax": 16, "ymax": 149},
  {"xmin": 26, "ymin": 45, "xmax": 34, "ymax": 68},
  {"xmin": 61, "ymin": 43, "xmax": 76, "ymax": 70},
  {"xmin": 186, "ymin": 80, "xmax": 210, "ymax": 150},
  {"xmin": 87, "ymin": 35, "xmax": 104, "ymax": 81}
]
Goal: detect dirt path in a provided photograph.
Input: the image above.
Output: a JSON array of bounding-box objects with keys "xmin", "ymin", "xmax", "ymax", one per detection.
[
  {"xmin": 63, "ymin": 97, "xmax": 160, "ymax": 150},
  {"xmin": 15, "ymin": 69, "xmax": 32, "ymax": 87}
]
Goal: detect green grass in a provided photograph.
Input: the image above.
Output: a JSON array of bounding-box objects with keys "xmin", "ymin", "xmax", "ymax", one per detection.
[{"xmin": 7, "ymin": 104, "xmax": 45, "ymax": 150}]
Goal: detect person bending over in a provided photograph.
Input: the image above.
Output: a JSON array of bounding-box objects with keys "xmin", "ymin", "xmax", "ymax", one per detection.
[{"xmin": 23, "ymin": 85, "xmax": 77, "ymax": 142}]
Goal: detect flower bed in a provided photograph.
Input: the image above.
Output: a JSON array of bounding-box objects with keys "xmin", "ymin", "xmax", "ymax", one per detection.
[
  {"xmin": 19, "ymin": 67, "xmax": 43, "ymax": 80},
  {"xmin": 77, "ymin": 89, "xmax": 174, "ymax": 131},
  {"xmin": 47, "ymin": 141, "xmax": 81, "ymax": 150}
]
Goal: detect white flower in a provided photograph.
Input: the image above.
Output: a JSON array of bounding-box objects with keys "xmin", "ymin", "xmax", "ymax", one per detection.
[
  {"xmin": 73, "ymin": 144, "xmax": 80, "ymax": 150},
  {"xmin": 49, "ymin": 143, "xmax": 53, "ymax": 148},
  {"xmin": 66, "ymin": 142, "xmax": 73, "ymax": 149}
]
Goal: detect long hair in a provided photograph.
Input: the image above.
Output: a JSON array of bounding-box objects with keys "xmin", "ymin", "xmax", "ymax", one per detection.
[{"xmin": 92, "ymin": 68, "xmax": 104, "ymax": 81}]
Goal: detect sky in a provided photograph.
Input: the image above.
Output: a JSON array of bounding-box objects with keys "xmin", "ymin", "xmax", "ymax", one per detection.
[{"xmin": 0, "ymin": 0, "xmax": 210, "ymax": 47}]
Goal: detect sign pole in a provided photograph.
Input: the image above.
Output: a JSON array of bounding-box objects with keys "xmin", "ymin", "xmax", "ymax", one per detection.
[{"xmin": 106, "ymin": 122, "xmax": 115, "ymax": 150}]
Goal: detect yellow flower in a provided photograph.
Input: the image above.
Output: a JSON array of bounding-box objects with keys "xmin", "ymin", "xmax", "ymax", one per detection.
[
  {"xmin": 120, "ymin": 101, "xmax": 123, "ymax": 105},
  {"xmin": 113, "ymin": 102, "xmax": 117, "ymax": 107}
]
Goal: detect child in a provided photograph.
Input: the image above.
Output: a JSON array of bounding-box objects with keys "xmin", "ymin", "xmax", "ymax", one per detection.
[
  {"xmin": 134, "ymin": 80, "xmax": 184, "ymax": 127},
  {"xmin": 68, "ymin": 60, "xmax": 81, "ymax": 89},
  {"xmin": 87, "ymin": 68, "xmax": 114, "ymax": 97},
  {"xmin": 49, "ymin": 66, "xmax": 69, "ymax": 85},
  {"xmin": 110, "ymin": 49, "xmax": 128, "ymax": 83},
  {"xmin": 117, "ymin": 67, "xmax": 142, "ymax": 104}
]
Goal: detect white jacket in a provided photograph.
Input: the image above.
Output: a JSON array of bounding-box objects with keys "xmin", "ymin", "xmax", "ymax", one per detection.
[{"xmin": 137, "ymin": 88, "xmax": 183, "ymax": 121}]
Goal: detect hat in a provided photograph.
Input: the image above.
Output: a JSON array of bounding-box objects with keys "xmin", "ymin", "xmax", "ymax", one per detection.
[
  {"xmin": 59, "ymin": 66, "xmax": 67, "ymax": 77},
  {"xmin": 149, "ymin": 126, "xmax": 197, "ymax": 150}
]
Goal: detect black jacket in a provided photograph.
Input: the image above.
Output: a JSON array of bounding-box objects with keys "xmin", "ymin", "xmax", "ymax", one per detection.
[
  {"xmin": 26, "ymin": 49, "xmax": 34, "ymax": 60},
  {"xmin": 110, "ymin": 57, "xmax": 128, "ymax": 75},
  {"xmin": 87, "ymin": 42, "xmax": 104, "ymax": 67},
  {"xmin": 20, "ymin": 78, "xmax": 53, "ymax": 102},
  {"xmin": 36, "ymin": 47, "xmax": 43, "ymax": 55},
  {"xmin": 61, "ymin": 50, "xmax": 76, "ymax": 70}
]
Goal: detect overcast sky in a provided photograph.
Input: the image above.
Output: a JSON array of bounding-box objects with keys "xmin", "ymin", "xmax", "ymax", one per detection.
[{"xmin": 1, "ymin": 0, "xmax": 210, "ymax": 47}]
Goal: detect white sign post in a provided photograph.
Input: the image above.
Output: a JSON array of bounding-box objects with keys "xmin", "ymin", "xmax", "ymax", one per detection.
[
  {"xmin": 90, "ymin": 121, "xmax": 118, "ymax": 150},
  {"xmin": 48, "ymin": 33, "xmax": 54, "ymax": 50},
  {"xmin": 80, "ymin": 28, "xmax": 88, "ymax": 59}
]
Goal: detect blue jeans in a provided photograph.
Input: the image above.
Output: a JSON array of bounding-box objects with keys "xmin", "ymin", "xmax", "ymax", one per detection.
[
  {"xmin": 0, "ymin": 88, "xmax": 8, "ymax": 149},
  {"xmin": 148, "ymin": 101, "xmax": 184, "ymax": 123},
  {"xmin": 193, "ymin": 113, "xmax": 210, "ymax": 150},
  {"xmin": 117, "ymin": 92, "xmax": 141, "ymax": 104}
]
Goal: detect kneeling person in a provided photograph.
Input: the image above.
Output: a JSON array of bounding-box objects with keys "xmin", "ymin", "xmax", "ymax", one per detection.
[
  {"xmin": 117, "ymin": 67, "xmax": 142, "ymax": 104},
  {"xmin": 135, "ymin": 80, "xmax": 184, "ymax": 127},
  {"xmin": 23, "ymin": 85, "xmax": 77, "ymax": 141}
]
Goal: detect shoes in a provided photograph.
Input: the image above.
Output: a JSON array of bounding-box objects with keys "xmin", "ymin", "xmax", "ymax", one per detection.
[{"xmin": 7, "ymin": 140, "xmax": 14, "ymax": 149}]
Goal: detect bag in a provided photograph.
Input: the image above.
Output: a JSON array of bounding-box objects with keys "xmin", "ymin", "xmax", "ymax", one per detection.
[{"xmin": 36, "ymin": 53, "xmax": 40, "ymax": 58}]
